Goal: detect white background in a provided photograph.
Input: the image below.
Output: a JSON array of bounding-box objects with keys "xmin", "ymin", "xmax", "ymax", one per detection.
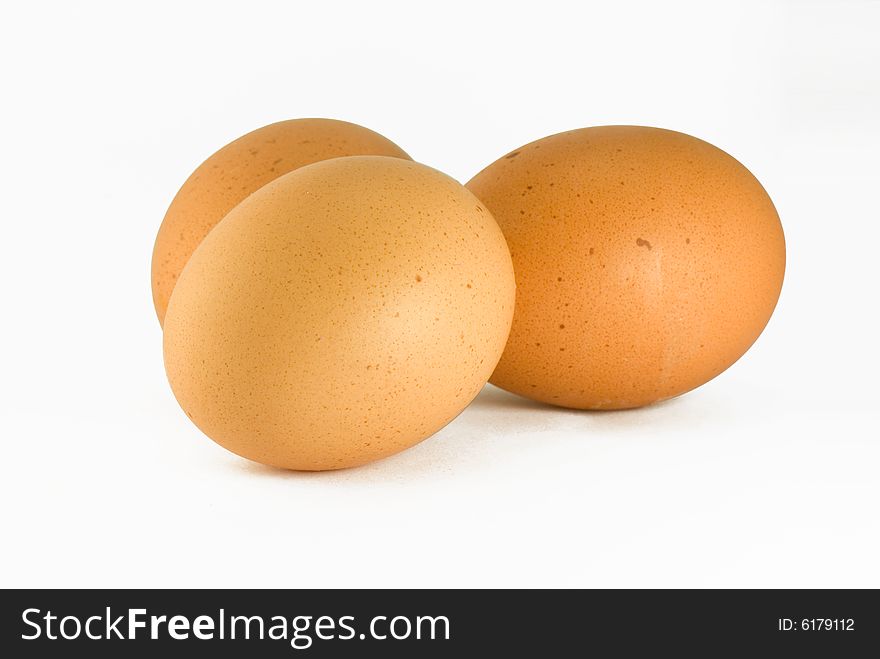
[{"xmin": 2, "ymin": 0, "xmax": 878, "ymax": 588}]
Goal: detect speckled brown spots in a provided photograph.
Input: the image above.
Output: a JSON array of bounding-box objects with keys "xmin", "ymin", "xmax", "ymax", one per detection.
[
  {"xmin": 164, "ymin": 156, "xmax": 515, "ymax": 470},
  {"xmin": 466, "ymin": 125, "xmax": 786, "ymax": 410},
  {"xmin": 505, "ymin": 151, "xmax": 521, "ymax": 159},
  {"xmin": 151, "ymin": 119, "xmax": 411, "ymax": 325}
]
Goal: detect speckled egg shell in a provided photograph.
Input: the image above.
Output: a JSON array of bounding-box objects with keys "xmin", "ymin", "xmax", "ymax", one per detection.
[
  {"xmin": 466, "ymin": 126, "xmax": 785, "ymax": 409},
  {"xmin": 151, "ymin": 118, "xmax": 410, "ymax": 325},
  {"xmin": 163, "ymin": 156, "xmax": 515, "ymax": 470}
]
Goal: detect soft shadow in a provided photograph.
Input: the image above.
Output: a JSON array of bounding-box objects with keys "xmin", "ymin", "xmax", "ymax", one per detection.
[
  {"xmin": 467, "ymin": 384, "xmax": 559, "ymax": 412},
  {"xmin": 233, "ymin": 459, "xmax": 336, "ymax": 480},
  {"xmin": 481, "ymin": 386, "xmax": 710, "ymax": 444},
  {"xmin": 468, "ymin": 383, "xmax": 693, "ymax": 428},
  {"xmin": 220, "ymin": 385, "xmax": 702, "ymax": 482}
]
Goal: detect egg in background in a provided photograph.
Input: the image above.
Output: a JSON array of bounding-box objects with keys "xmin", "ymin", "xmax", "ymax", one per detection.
[{"xmin": 151, "ymin": 118, "xmax": 410, "ymax": 324}]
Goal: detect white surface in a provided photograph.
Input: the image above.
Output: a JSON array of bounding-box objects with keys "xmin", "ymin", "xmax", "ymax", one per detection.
[{"xmin": 1, "ymin": 0, "xmax": 878, "ymax": 588}]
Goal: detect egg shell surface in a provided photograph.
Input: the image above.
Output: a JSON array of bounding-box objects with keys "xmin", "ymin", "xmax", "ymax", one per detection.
[
  {"xmin": 151, "ymin": 118, "xmax": 410, "ymax": 324},
  {"xmin": 163, "ymin": 156, "xmax": 515, "ymax": 470},
  {"xmin": 466, "ymin": 125, "xmax": 785, "ymax": 409}
]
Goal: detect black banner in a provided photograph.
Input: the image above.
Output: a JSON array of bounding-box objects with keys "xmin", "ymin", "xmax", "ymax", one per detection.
[{"xmin": 2, "ymin": 589, "xmax": 877, "ymax": 656}]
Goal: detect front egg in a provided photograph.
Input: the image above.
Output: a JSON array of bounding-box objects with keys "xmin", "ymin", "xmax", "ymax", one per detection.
[{"xmin": 163, "ymin": 156, "xmax": 515, "ymax": 470}]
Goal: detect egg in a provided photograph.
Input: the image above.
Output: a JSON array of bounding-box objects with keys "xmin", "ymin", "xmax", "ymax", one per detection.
[
  {"xmin": 163, "ymin": 156, "xmax": 515, "ymax": 470},
  {"xmin": 466, "ymin": 126, "xmax": 785, "ymax": 409},
  {"xmin": 151, "ymin": 118, "xmax": 410, "ymax": 325}
]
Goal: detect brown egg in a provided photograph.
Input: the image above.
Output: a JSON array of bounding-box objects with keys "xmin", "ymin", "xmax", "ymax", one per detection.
[
  {"xmin": 151, "ymin": 118, "xmax": 410, "ymax": 325},
  {"xmin": 163, "ymin": 156, "xmax": 515, "ymax": 470},
  {"xmin": 466, "ymin": 126, "xmax": 785, "ymax": 409}
]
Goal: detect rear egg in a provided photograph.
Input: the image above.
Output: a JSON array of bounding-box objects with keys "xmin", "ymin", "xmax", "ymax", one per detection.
[{"xmin": 467, "ymin": 125, "xmax": 785, "ymax": 409}]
